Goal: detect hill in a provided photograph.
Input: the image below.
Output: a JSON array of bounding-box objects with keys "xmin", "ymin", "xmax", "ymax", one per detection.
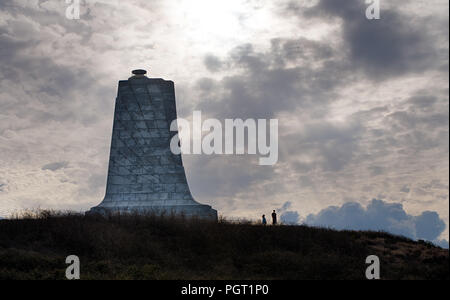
[{"xmin": 0, "ymin": 211, "xmax": 448, "ymax": 280}]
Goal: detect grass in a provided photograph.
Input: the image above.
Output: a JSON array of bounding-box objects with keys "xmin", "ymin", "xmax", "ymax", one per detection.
[{"xmin": 0, "ymin": 210, "xmax": 448, "ymax": 280}]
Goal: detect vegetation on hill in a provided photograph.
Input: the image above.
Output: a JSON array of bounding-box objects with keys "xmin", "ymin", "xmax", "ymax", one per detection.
[{"xmin": 0, "ymin": 211, "xmax": 448, "ymax": 280}]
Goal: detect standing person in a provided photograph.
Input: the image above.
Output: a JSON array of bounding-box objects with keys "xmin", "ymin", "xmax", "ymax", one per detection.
[
  {"xmin": 262, "ymin": 215, "xmax": 267, "ymax": 226},
  {"xmin": 272, "ymin": 210, "xmax": 277, "ymax": 225}
]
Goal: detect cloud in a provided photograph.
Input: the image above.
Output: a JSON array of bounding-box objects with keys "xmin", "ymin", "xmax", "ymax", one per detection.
[
  {"xmin": 400, "ymin": 185, "xmax": 410, "ymax": 193},
  {"xmin": 203, "ymin": 54, "xmax": 223, "ymax": 72},
  {"xmin": 434, "ymin": 239, "xmax": 449, "ymax": 249},
  {"xmin": 284, "ymin": 120, "xmax": 365, "ymax": 172},
  {"xmin": 185, "ymin": 154, "xmax": 275, "ymax": 201},
  {"xmin": 278, "ymin": 201, "xmax": 300, "ymax": 224},
  {"xmin": 414, "ymin": 211, "xmax": 447, "ymax": 241},
  {"xmin": 196, "ymin": 38, "xmax": 345, "ymax": 119},
  {"xmin": 41, "ymin": 161, "xmax": 69, "ymax": 171},
  {"xmin": 305, "ymin": 199, "xmax": 448, "ymax": 248},
  {"xmin": 298, "ymin": 0, "xmax": 444, "ymax": 79}
]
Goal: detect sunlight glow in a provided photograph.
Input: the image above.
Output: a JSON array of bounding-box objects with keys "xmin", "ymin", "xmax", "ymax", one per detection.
[{"xmin": 175, "ymin": 0, "xmax": 244, "ymax": 39}]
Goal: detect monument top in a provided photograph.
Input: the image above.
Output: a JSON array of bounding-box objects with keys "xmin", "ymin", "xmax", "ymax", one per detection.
[
  {"xmin": 129, "ymin": 69, "xmax": 148, "ymax": 79},
  {"xmin": 132, "ymin": 69, "xmax": 147, "ymax": 75}
]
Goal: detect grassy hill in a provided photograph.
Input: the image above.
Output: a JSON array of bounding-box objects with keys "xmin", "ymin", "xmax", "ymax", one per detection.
[{"xmin": 0, "ymin": 211, "xmax": 448, "ymax": 280}]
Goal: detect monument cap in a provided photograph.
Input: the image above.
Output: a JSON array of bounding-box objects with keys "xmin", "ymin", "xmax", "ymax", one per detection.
[
  {"xmin": 129, "ymin": 69, "xmax": 148, "ymax": 80},
  {"xmin": 132, "ymin": 69, "xmax": 147, "ymax": 75},
  {"xmin": 131, "ymin": 69, "xmax": 147, "ymax": 75}
]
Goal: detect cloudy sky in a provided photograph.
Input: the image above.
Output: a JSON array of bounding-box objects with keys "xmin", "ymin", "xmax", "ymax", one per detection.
[{"xmin": 0, "ymin": 0, "xmax": 448, "ymax": 245}]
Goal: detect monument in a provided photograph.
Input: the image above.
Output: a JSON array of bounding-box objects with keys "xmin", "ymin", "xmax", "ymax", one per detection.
[{"xmin": 88, "ymin": 69, "xmax": 218, "ymax": 220}]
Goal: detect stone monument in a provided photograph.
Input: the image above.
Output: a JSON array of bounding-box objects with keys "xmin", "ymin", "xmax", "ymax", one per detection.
[{"xmin": 88, "ymin": 69, "xmax": 217, "ymax": 220}]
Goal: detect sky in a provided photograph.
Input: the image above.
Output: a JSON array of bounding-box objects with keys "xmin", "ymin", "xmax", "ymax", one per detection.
[{"xmin": 0, "ymin": 0, "xmax": 448, "ymax": 246}]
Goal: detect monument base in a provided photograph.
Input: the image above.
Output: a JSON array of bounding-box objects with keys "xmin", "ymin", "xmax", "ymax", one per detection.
[{"xmin": 87, "ymin": 203, "xmax": 218, "ymax": 221}]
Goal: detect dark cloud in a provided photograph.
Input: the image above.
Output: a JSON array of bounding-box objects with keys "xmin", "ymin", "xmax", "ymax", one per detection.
[
  {"xmin": 203, "ymin": 54, "xmax": 223, "ymax": 72},
  {"xmin": 270, "ymin": 38, "xmax": 335, "ymax": 64},
  {"xmin": 414, "ymin": 211, "xmax": 447, "ymax": 241},
  {"xmin": 382, "ymin": 94, "xmax": 449, "ymax": 154},
  {"xmin": 282, "ymin": 120, "xmax": 365, "ymax": 172},
  {"xmin": 278, "ymin": 201, "xmax": 300, "ymax": 224},
  {"xmin": 400, "ymin": 185, "xmax": 410, "ymax": 193},
  {"xmin": 368, "ymin": 166, "xmax": 384, "ymax": 176},
  {"xmin": 197, "ymin": 38, "xmax": 346, "ymax": 119},
  {"xmin": 41, "ymin": 161, "xmax": 69, "ymax": 171},
  {"xmin": 185, "ymin": 154, "xmax": 274, "ymax": 199},
  {"xmin": 305, "ymin": 199, "xmax": 448, "ymax": 247},
  {"xmin": 293, "ymin": 0, "xmax": 444, "ymax": 79},
  {"xmin": 407, "ymin": 95, "xmax": 438, "ymax": 112},
  {"xmin": 0, "ymin": 8, "xmax": 113, "ymax": 127}
]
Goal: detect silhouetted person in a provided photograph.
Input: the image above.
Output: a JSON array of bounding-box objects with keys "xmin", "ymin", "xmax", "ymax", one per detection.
[
  {"xmin": 272, "ymin": 210, "xmax": 277, "ymax": 225},
  {"xmin": 262, "ymin": 215, "xmax": 267, "ymax": 226}
]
